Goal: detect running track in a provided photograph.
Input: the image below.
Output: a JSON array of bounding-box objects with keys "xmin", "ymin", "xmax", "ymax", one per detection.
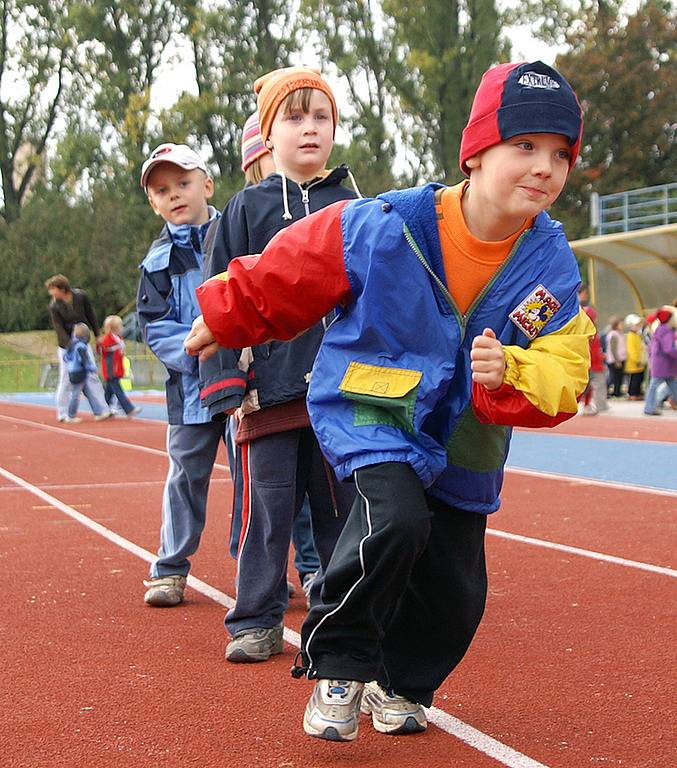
[{"xmin": 1, "ymin": 399, "xmax": 675, "ymax": 768}]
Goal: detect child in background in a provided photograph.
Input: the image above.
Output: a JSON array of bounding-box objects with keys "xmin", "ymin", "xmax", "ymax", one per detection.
[
  {"xmin": 99, "ymin": 314, "xmax": 142, "ymax": 417},
  {"xmin": 137, "ymin": 143, "xmax": 225, "ymax": 607},
  {"xmin": 644, "ymin": 307, "xmax": 677, "ymax": 416},
  {"xmin": 225, "ymin": 112, "xmax": 321, "ymax": 604},
  {"xmin": 64, "ymin": 323, "xmax": 113, "ymax": 424},
  {"xmin": 187, "ymin": 60, "xmax": 594, "ymax": 741},
  {"xmin": 624, "ymin": 313, "xmax": 647, "ymax": 400},
  {"xmin": 198, "ymin": 68, "xmax": 359, "ymax": 664},
  {"xmin": 581, "ymin": 305, "xmax": 608, "ymax": 415},
  {"xmin": 605, "ymin": 316, "xmax": 626, "ymax": 397}
]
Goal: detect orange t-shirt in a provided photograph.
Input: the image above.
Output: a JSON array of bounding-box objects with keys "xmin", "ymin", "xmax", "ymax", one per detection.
[{"xmin": 435, "ymin": 181, "xmax": 531, "ymax": 315}]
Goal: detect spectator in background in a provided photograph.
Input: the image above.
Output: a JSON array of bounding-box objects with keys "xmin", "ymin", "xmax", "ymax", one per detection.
[
  {"xmin": 624, "ymin": 314, "xmax": 647, "ymax": 400},
  {"xmin": 45, "ymin": 273, "xmax": 107, "ymax": 422},
  {"xmin": 644, "ymin": 308, "xmax": 677, "ymax": 416},
  {"xmin": 581, "ymin": 305, "xmax": 608, "ymax": 415},
  {"xmin": 99, "ymin": 314, "xmax": 142, "ymax": 418},
  {"xmin": 63, "ymin": 323, "xmax": 112, "ymax": 423},
  {"xmin": 605, "ymin": 315, "xmax": 627, "ymax": 397}
]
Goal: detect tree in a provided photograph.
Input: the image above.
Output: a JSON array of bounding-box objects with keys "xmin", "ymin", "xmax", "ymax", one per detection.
[
  {"xmin": 70, "ymin": 0, "xmax": 183, "ymax": 181},
  {"xmin": 384, "ymin": 0, "xmax": 508, "ymax": 182},
  {"xmin": 161, "ymin": 0, "xmax": 294, "ymax": 199},
  {"xmin": 299, "ymin": 0, "xmax": 400, "ymax": 194},
  {"xmin": 0, "ymin": 0, "xmax": 73, "ymax": 222},
  {"xmin": 551, "ymin": 0, "xmax": 677, "ymax": 238}
]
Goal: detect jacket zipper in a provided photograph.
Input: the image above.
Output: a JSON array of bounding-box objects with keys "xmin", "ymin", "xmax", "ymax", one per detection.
[{"xmin": 403, "ymin": 223, "xmax": 531, "ymax": 340}]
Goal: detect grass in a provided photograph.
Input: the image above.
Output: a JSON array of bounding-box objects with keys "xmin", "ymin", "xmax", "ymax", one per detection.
[
  {"xmin": 0, "ymin": 344, "xmax": 50, "ymax": 393},
  {"xmin": 0, "ymin": 331, "xmax": 166, "ymax": 393}
]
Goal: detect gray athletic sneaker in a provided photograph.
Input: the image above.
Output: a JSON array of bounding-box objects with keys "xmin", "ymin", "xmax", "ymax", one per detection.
[
  {"xmin": 225, "ymin": 624, "xmax": 284, "ymax": 663},
  {"xmin": 143, "ymin": 575, "xmax": 186, "ymax": 607},
  {"xmin": 303, "ymin": 679, "xmax": 364, "ymax": 741},
  {"xmin": 360, "ymin": 680, "xmax": 427, "ymax": 734},
  {"xmin": 301, "ymin": 570, "xmax": 318, "ymax": 609}
]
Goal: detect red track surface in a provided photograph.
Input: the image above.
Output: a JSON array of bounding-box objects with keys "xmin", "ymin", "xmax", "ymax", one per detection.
[{"xmin": 1, "ymin": 401, "xmax": 675, "ymax": 768}]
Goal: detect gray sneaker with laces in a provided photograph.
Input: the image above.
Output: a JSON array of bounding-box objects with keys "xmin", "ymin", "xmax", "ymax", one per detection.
[
  {"xmin": 143, "ymin": 574, "xmax": 186, "ymax": 607},
  {"xmin": 360, "ymin": 680, "xmax": 427, "ymax": 734},
  {"xmin": 303, "ymin": 679, "xmax": 364, "ymax": 741},
  {"xmin": 225, "ymin": 624, "xmax": 284, "ymax": 663}
]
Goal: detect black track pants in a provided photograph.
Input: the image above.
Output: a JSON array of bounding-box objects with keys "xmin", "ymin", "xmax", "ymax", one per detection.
[{"xmin": 300, "ymin": 461, "xmax": 488, "ymax": 707}]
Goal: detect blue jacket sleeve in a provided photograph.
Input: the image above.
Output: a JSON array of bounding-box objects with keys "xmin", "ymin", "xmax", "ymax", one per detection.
[
  {"xmin": 199, "ymin": 194, "xmax": 248, "ymax": 418},
  {"xmin": 137, "ymin": 266, "xmax": 198, "ymax": 376}
]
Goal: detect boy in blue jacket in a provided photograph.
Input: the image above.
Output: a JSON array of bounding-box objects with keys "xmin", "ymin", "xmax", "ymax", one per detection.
[
  {"xmin": 187, "ymin": 61, "xmax": 594, "ymax": 741},
  {"xmin": 200, "ymin": 67, "xmax": 359, "ymax": 664},
  {"xmin": 137, "ymin": 143, "xmax": 224, "ymax": 607}
]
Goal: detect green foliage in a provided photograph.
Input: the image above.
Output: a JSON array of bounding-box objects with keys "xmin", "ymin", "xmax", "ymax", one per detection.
[
  {"xmin": 551, "ymin": 0, "xmax": 677, "ymax": 238},
  {"xmin": 1, "ymin": 0, "xmax": 675, "ymax": 330},
  {"xmin": 384, "ymin": 0, "xmax": 507, "ymax": 182},
  {"xmin": 0, "ymin": 0, "xmax": 74, "ymax": 222}
]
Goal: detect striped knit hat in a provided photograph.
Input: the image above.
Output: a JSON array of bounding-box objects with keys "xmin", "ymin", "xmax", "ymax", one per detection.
[
  {"xmin": 459, "ymin": 61, "xmax": 583, "ymax": 175},
  {"xmin": 241, "ymin": 112, "xmax": 269, "ymax": 172}
]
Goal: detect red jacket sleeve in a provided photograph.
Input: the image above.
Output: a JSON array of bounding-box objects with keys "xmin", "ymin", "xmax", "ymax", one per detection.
[{"xmin": 196, "ymin": 200, "xmax": 353, "ymax": 349}]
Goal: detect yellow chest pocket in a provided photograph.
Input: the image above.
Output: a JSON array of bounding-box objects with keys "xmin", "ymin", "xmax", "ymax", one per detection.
[{"xmin": 339, "ymin": 361, "xmax": 422, "ymax": 434}]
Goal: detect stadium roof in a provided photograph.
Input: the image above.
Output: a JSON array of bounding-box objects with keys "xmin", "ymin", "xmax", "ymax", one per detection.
[{"xmin": 570, "ymin": 223, "xmax": 677, "ymax": 321}]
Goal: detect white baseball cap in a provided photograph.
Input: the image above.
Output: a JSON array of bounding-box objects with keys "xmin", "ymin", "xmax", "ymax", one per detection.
[{"xmin": 140, "ymin": 143, "xmax": 209, "ymax": 189}]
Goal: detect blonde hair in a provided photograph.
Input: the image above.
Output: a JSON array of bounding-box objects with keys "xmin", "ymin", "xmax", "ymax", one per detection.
[
  {"xmin": 244, "ymin": 157, "xmax": 267, "ymax": 185},
  {"xmin": 73, "ymin": 323, "xmax": 90, "ymax": 340},
  {"xmin": 103, "ymin": 314, "xmax": 123, "ymax": 335}
]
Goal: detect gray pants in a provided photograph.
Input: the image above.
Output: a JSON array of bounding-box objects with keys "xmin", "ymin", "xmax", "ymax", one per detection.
[
  {"xmin": 68, "ymin": 373, "xmax": 110, "ymax": 418},
  {"xmin": 150, "ymin": 421, "xmax": 226, "ymax": 578},
  {"xmin": 56, "ymin": 347, "xmax": 108, "ymax": 420}
]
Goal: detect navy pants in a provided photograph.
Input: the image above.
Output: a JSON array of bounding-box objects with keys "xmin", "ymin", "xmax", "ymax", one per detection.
[
  {"xmin": 301, "ymin": 462, "xmax": 487, "ymax": 707},
  {"xmin": 104, "ymin": 377, "xmax": 136, "ymax": 414},
  {"xmin": 226, "ymin": 427, "xmax": 354, "ymax": 635}
]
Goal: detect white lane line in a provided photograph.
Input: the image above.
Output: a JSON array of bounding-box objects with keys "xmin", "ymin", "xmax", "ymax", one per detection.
[
  {"xmin": 4, "ymin": 412, "xmax": 674, "ymax": 577},
  {"xmin": 488, "ymin": 528, "xmax": 676, "ymax": 578},
  {"xmin": 0, "ymin": 413, "xmax": 230, "ymax": 474},
  {"xmin": 3, "ymin": 412, "xmax": 674, "ymax": 496},
  {"xmin": 0, "ymin": 479, "xmax": 230, "ymax": 493},
  {"xmin": 1, "ymin": 463, "xmax": 550, "ymax": 768},
  {"xmin": 506, "ymin": 467, "xmax": 677, "ymax": 498}
]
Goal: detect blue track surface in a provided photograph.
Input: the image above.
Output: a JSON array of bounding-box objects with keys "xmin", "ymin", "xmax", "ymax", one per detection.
[
  {"xmin": 508, "ymin": 431, "xmax": 677, "ymax": 492},
  {"xmin": 0, "ymin": 391, "xmax": 168, "ymax": 422},
  {"xmin": 3, "ymin": 392, "xmax": 676, "ymax": 492}
]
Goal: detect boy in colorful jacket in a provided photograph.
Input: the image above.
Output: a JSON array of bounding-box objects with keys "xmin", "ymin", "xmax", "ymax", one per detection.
[
  {"xmin": 137, "ymin": 143, "xmax": 224, "ymax": 607},
  {"xmin": 186, "ymin": 61, "xmax": 595, "ymax": 741}
]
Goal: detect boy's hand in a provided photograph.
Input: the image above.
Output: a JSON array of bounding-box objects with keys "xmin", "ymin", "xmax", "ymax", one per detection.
[
  {"xmin": 470, "ymin": 328, "xmax": 506, "ymax": 390},
  {"xmin": 184, "ymin": 315, "xmax": 220, "ymax": 362}
]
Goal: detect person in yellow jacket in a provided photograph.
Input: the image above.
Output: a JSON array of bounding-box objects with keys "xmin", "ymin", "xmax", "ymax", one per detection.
[{"xmin": 624, "ymin": 314, "xmax": 647, "ymax": 400}]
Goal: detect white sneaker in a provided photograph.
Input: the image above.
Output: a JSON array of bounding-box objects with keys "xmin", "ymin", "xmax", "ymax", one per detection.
[
  {"xmin": 360, "ymin": 680, "xmax": 427, "ymax": 734},
  {"xmin": 302, "ymin": 570, "xmax": 318, "ymax": 609},
  {"xmin": 143, "ymin": 575, "xmax": 186, "ymax": 606},
  {"xmin": 94, "ymin": 411, "xmax": 113, "ymax": 421},
  {"xmin": 303, "ymin": 679, "xmax": 364, "ymax": 741},
  {"xmin": 62, "ymin": 416, "xmax": 82, "ymax": 424},
  {"xmin": 127, "ymin": 407, "xmax": 142, "ymax": 418}
]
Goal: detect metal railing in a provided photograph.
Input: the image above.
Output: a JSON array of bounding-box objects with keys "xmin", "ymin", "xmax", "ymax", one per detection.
[
  {"xmin": 590, "ymin": 182, "xmax": 677, "ymax": 235},
  {"xmin": 0, "ymin": 348, "xmax": 166, "ymax": 393}
]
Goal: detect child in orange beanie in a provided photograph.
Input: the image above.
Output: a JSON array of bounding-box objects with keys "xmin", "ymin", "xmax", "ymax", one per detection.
[{"xmin": 197, "ymin": 66, "xmax": 359, "ymax": 665}]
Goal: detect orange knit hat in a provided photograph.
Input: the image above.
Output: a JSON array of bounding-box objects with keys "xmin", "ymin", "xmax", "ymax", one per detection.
[{"xmin": 254, "ymin": 66, "xmax": 338, "ymax": 143}]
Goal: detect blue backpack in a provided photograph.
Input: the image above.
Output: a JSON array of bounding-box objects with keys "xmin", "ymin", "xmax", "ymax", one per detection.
[{"xmin": 64, "ymin": 341, "xmax": 88, "ymax": 384}]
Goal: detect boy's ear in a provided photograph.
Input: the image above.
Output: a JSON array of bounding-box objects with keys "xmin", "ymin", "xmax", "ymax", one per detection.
[
  {"xmin": 204, "ymin": 176, "xmax": 214, "ymax": 200},
  {"xmin": 147, "ymin": 193, "xmax": 162, "ymax": 217},
  {"xmin": 265, "ymin": 138, "xmax": 273, "ymax": 150},
  {"xmin": 465, "ymin": 153, "xmax": 481, "ymax": 170}
]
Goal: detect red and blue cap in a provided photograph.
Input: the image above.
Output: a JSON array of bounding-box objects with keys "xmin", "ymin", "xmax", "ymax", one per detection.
[{"xmin": 459, "ymin": 61, "xmax": 583, "ymax": 175}]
